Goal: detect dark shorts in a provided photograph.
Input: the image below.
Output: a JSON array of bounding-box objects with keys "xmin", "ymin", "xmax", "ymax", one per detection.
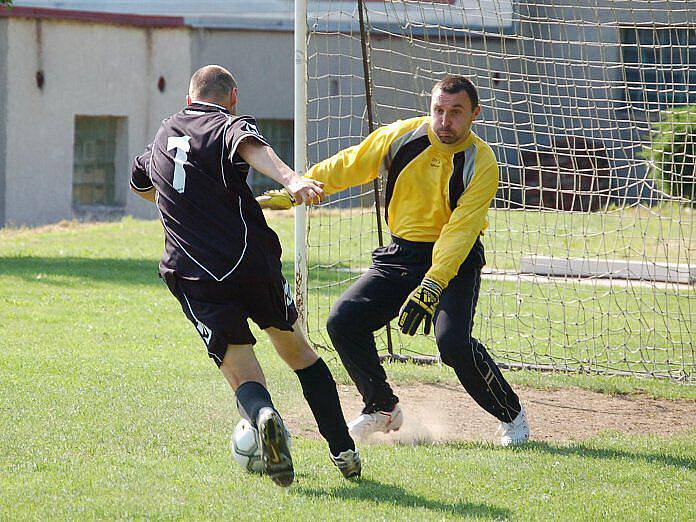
[{"xmin": 162, "ymin": 272, "xmax": 298, "ymax": 366}]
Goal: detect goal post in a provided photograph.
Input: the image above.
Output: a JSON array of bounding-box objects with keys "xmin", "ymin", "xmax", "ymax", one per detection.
[
  {"xmin": 295, "ymin": 0, "xmax": 695, "ymax": 382},
  {"xmin": 294, "ymin": 0, "xmax": 308, "ymax": 331}
]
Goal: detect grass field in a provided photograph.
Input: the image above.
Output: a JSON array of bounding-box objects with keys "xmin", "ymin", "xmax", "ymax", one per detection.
[
  {"xmin": 306, "ymin": 204, "xmax": 695, "ymax": 269},
  {"xmin": 1, "ymin": 217, "xmax": 695, "ymax": 520},
  {"xmin": 306, "ymin": 206, "xmax": 695, "ymax": 379}
]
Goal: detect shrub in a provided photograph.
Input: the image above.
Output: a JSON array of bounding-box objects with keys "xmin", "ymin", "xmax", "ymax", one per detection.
[{"xmin": 643, "ymin": 105, "xmax": 696, "ymax": 204}]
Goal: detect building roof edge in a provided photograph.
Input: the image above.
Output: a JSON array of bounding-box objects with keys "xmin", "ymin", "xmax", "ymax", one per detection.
[{"xmin": 0, "ymin": 5, "xmax": 184, "ymax": 28}]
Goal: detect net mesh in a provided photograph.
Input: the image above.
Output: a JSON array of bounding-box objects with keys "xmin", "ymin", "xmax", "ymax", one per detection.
[{"xmin": 303, "ymin": 0, "xmax": 695, "ymax": 382}]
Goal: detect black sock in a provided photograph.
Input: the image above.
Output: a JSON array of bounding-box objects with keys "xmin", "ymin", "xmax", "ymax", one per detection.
[
  {"xmin": 295, "ymin": 358, "xmax": 355, "ymax": 455},
  {"xmin": 235, "ymin": 381, "xmax": 274, "ymax": 427}
]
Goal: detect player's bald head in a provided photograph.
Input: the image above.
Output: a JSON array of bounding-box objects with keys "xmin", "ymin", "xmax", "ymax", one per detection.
[{"xmin": 188, "ymin": 65, "xmax": 237, "ymax": 104}]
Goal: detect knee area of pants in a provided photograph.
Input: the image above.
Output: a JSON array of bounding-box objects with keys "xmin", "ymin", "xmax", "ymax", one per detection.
[
  {"xmin": 326, "ymin": 309, "xmax": 350, "ymax": 337},
  {"xmin": 438, "ymin": 339, "xmax": 476, "ymax": 367}
]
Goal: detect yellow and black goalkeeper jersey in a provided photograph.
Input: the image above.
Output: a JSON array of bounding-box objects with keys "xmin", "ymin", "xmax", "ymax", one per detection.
[{"xmin": 305, "ymin": 116, "xmax": 499, "ymax": 288}]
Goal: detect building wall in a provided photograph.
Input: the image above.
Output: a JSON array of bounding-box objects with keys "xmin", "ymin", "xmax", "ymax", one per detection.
[
  {"xmin": 3, "ymin": 3, "xmax": 694, "ymax": 226},
  {"xmin": 307, "ymin": 32, "xmax": 503, "ymax": 156},
  {"xmin": 305, "ymin": 1, "xmax": 695, "ymax": 206},
  {"xmin": 190, "ymin": 29, "xmax": 293, "ymax": 120},
  {"xmin": 513, "ymin": 1, "xmax": 696, "ymax": 201},
  {"xmin": 0, "ymin": 19, "xmax": 7, "ymax": 227},
  {"xmin": 3, "ymin": 17, "xmax": 190, "ymax": 226},
  {"xmin": 306, "ymin": 31, "xmax": 506, "ymax": 205}
]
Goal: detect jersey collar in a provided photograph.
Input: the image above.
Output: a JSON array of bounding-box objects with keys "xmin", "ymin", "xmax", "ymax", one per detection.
[
  {"xmin": 426, "ymin": 123, "xmax": 475, "ymax": 153},
  {"xmin": 188, "ymin": 100, "xmax": 230, "ymax": 114}
]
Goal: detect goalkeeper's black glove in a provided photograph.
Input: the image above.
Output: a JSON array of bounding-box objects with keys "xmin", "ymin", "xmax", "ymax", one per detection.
[
  {"xmin": 256, "ymin": 189, "xmax": 297, "ymax": 210},
  {"xmin": 398, "ymin": 277, "xmax": 443, "ymax": 336}
]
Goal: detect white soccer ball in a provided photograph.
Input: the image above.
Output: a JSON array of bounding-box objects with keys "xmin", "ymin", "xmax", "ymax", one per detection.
[
  {"xmin": 231, "ymin": 419, "xmax": 264, "ymax": 474},
  {"xmin": 230, "ymin": 418, "xmax": 293, "ymax": 475}
]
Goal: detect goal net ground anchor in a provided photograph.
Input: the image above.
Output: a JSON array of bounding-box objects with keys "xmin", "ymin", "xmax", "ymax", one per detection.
[{"xmin": 379, "ymin": 353, "xmax": 439, "ymax": 365}]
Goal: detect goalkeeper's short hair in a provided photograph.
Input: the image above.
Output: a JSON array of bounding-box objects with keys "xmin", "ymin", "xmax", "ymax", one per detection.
[{"xmin": 432, "ymin": 75, "xmax": 479, "ymax": 108}]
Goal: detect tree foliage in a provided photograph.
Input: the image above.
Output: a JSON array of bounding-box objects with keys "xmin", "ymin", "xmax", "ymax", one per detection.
[{"xmin": 644, "ymin": 106, "xmax": 696, "ymax": 203}]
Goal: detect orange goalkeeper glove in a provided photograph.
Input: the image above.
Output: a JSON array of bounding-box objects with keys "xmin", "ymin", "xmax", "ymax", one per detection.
[{"xmin": 398, "ymin": 277, "xmax": 443, "ymax": 336}]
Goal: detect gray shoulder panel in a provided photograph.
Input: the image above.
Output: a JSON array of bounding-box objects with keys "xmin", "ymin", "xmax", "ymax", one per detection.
[
  {"xmin": 379, "ymin": 121, "xmax": 430, "ymax": 179},
  {"xmin": 462, "ymin": 143, "xmax": 478, "ymax": 190}
]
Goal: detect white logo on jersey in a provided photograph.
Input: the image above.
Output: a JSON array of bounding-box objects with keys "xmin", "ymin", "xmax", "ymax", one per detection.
[
  {"xmin": 241, "ymin": 121, "xmax": 259, "ymax": 136},
  {"xmin": 283, "ymin": 279, "xmax": 294, "ymax": 307},
  {"xmin": 167, "ymin": 135, "xmax": 192, "ymax": 193}
]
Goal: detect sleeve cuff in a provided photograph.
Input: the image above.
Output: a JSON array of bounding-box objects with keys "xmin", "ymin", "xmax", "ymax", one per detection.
[
  {"xmin": 230, "ymin": 133, "xmax": 270, "ymax": 159},
  {"xmin": 423, "ymin": 271, "xmax": 449, "ymax": 290},
  {"xmin": 130, "ymin": 179, "xmax": 154, "ymax": 192}
]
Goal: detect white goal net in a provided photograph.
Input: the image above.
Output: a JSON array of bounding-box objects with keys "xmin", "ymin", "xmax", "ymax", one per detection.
[{"xmin": 299, "ymin": 0, "xmax": 695, "ymax": 382}]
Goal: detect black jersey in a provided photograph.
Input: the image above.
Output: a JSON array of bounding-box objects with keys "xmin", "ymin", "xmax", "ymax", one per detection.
[{"xmin": 130, "ymin": 101, "xmax": 284, "ymax": 282}]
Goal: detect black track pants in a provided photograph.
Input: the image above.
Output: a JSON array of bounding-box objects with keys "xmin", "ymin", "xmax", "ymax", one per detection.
[{"xmin": 326, "ymin": 237, "xmax": 522, "ymax": 422}]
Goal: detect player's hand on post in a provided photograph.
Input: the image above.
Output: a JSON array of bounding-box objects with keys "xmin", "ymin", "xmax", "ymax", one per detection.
[
  {"xmin": 285, "ymin": 177, "xmax": 325, "ymax": 206},
  {"xmin": 398, "ymin": 277, "xmax": 443, "ymax": 336}
]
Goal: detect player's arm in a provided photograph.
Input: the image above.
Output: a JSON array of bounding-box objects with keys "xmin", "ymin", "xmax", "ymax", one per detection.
[
  {"xmin": 399, "ymin": 153, "xmax": 499, "ymax": 335},
  {"xmin": 257, "ymin": 119, "xmax": 423, "ymax": 209},
  {"xmin": 237, "ymin": 139, "xmax": 324, "ymax": 206},
  {"xmin": 425, "ymin": 157, "xmax": 498, "ymax": 288},
  {"xmin": 131, "ymin": 186, "xmax": 156, "ymax": 203},
  {"xmin": 305, "ymin": 120, "xmax": 416, "ymax": 194},
  {"xmin": 130, "ymin": 144, "xmax": 156, "ymax": 203}
]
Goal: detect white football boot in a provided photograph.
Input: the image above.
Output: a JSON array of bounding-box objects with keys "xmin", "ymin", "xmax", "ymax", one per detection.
[
  {"xmin": 347, "ymin": 404, "xmax": 404, "ymax": 440},
  {"xmin": 330, "ymin": 448, "xmax": 362, "ymax": 479},
  {"xmin": 497, "ymin": 406, "xmax": 530, "ymax": 446}
]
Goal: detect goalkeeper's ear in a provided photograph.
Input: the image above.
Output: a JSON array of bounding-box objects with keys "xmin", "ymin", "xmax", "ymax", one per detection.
[{"xmin": 256, "ymin": 188, "xmax": 296, "ymax": 210}]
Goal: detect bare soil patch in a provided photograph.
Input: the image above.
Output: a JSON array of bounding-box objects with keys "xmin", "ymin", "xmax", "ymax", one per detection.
[{"xmin": 284, "ymin": 383, "xmax": 696, "ymax": 444}]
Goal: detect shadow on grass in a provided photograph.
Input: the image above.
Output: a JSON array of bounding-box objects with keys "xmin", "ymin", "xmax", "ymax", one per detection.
[
  {"xmin": 0, "ymin": 256, "xmax": 360, "ymax": 288},
  {"xmin": 294, "ymin": 478, "xmax": 510, "ymax": 519},
  {"xmin": 450, "ymin": 440, "xmax": 695, "ymax": 471},
  {"xmin": 0, "ymin": 256, "xmax": 160, "ymax": 286},
  {"xmin": 524, "ymin": 440, "xmax": 695, "ymax": 471}
]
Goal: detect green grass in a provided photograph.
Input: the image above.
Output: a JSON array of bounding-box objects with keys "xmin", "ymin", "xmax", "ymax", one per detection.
[
  {"xmin": 306, "ymin": 203, "xmax": 696, "ymax": 268},
  {"xmin": 304, "ymin": 206, "xmax": 695, "ymax": 379},
  {"xmin": 1, "ymin": 217, "xmax": 695, "ymax": 520}
]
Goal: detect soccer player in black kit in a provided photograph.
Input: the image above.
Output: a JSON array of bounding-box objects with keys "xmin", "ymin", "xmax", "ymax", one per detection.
[{"xmin": 130, "ymin": 65, "xmax": 360, "ymax": 487}]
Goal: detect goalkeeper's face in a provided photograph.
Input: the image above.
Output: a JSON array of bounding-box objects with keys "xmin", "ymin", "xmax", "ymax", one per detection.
[{"xmin": 430, "ymin": 88, "xmax": 481, "ymax": 144}]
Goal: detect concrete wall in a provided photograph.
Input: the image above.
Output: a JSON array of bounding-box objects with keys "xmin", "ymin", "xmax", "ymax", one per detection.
[
  {"xmin": 512, "ymin": 0, "xmax": 696, "ymax": 201},
  {"xmin": 1, "ymin": 19, "xmax": 296, "ymax": 227},
  {"xmin": 3, "ymin": 2, "xmax": 694, "ymax": 226},
  {"xmin": 190, "ymin": 28, "xmax": 293, "ymax": 120},
  {"xmin": 306, "ymin": 31, "xmax": 507, "ymax": 206},
  {"xmin": 3, "ymin": 17, "xmax": 190, "ymax": 226},
  {"xmin": 0, "ymin": 19, "xmax": 7, "ymax": 227},
  {"xmin": 307, "ymin": 32, "xmax": 504, "ymax": 157},
  {"xmin": 303, "ymin": 1, "xmax": 696, "ymax": 206}
]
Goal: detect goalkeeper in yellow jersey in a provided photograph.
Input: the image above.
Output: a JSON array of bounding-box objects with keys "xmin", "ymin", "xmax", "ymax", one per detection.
[{"xmin": 259, "ymin": 75, "xmax": 529, "ymax": 445}]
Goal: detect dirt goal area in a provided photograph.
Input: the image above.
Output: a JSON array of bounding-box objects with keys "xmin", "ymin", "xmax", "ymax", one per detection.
[{"xmin": 285, "ymin": 383, "xmax": 696, "ymax": 444}]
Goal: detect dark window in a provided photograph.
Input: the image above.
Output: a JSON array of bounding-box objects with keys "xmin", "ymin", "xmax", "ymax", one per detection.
[
  {"xmin": 73, "ymin": 116, "xmax": 120, "ymax": 207},
  {"xmin": 248, "ymin": 119, "xmax": 294, "ymax": 195},
  {"xmin": 621, "ymin": 27, "xmax": 696, "ymax": 112}
]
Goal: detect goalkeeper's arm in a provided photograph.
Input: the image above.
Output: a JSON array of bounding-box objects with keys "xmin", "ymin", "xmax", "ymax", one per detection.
[{"xmin": 237, "ymin": 138, "xmax": 324, "ymax": 206}]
